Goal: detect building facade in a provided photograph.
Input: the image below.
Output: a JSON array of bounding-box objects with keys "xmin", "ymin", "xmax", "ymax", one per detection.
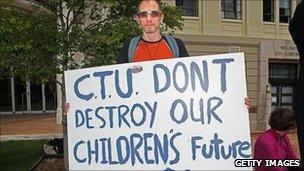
[
  {"xmin": 0, "ymin": 0, "xmax": 301, "ymax": 133},
  {"xmin": 171, "ymin": 0, "xmax": 300, "ymax": 132}
]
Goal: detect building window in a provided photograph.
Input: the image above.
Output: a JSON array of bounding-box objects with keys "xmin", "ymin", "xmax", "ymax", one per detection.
[
  {"xmin": 279, "ymin": 0, "xmax": 291, "ymax": 23},
  {"xmin": 176, "ymin": 0, "xmax": 198, "ymax": 17},
  {"xmin": 269, "ymin": 63, "xmax": 297, "ymax": 111},
  {"xmin": 221, "ymin": 0, "xmax": 242, "ymax": 20},
  {"xmin": 263, "ymin": 0, "xmax": 275, "ymax": 22}
]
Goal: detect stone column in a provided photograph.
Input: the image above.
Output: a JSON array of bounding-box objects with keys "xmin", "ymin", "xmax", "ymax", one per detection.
[{"xmin": 265, "ymin": 82, "xmax": 272, "ymax": 130}]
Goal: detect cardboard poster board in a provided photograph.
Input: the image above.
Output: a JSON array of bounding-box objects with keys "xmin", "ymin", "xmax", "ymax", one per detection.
[{"xmin": 65, "ymin": 53, "xmax": 252, "ymax": 170}]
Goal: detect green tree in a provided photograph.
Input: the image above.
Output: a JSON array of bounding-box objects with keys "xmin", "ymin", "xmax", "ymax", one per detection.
[{"xmin": 0, "ymin": 5, "xmax": 59, "ymax": 82}]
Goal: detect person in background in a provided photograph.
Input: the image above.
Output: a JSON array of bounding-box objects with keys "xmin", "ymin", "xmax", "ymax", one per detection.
[
  {"xmin": 254, "ymin": 108, "xmax": 299, "ymax": 171},
  {"xmin": 289, "ymin": 0, "xmax": 304, "ymax": 168}
]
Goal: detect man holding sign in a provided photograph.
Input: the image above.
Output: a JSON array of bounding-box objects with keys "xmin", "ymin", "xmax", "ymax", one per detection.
[{"xmin": 64, "ymin": 0, "xmax": 252, "ymax": 170}]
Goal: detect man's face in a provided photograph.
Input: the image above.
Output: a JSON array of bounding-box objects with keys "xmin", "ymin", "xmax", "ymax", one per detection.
[{"xmin": 136, "ymin": 0, "xmax": 164, "ymax": 34}]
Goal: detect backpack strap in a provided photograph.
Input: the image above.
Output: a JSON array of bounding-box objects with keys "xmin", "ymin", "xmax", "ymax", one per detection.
[
  {"xmin": 128, "ymin": 35, "xmax": 180, "ymax": 62},
  {"xmin": 164, "ymin": 34, "xmax": 180, "ymax": 58},
  {"xmin": 128, "ymin": 36, "xmax": 141, "ymax": 62}
]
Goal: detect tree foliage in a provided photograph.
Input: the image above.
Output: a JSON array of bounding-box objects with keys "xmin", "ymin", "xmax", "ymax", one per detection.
[{"xmin": 0, "ymin": 6, "xmax": 59, "ymax": 82}]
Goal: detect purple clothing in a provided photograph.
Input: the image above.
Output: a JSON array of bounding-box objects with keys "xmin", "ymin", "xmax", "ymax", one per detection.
[{"xmin": 254, "ymin": 129, "xmax": 298, "ymax": 171}]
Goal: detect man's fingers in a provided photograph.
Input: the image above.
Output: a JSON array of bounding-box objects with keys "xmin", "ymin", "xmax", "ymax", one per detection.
[
  {"xmin": 245, "ymin": 98, "xmax": 251, "ymax": 109},
  {"xmin": 64, "ymin": 102, "xmax": 70, "ymax": 115}
]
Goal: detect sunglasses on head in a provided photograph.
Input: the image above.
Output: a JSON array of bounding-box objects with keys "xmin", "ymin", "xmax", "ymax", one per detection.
[{"xmin": 137, "ymin": 10, "xmax": 162, "ymax": 18}]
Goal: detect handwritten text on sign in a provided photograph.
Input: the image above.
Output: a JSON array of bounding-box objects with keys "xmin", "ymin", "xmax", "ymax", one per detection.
[{"xmin": 65, "ymin": 53, "xmax": 252, "ymax": 170}]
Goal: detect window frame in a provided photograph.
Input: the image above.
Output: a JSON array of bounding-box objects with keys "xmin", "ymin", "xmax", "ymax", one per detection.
[
  {"xmin": 269, "ymin": 63, "xmax": 298, "ymax": 110},
  {"xmin": 263, "ymin": 0, "xmax": 275, "ymax": 22},
  {"xmin": 279, "ymin": 0, "xmax": 291, "ymax": 23},
  {"xmin": 221, "ymin": 0, "xmax": 242, "ymax": 20},
  {"xmin": 176, "ymin": 0, "xmax": 198, "ymax": 17}
]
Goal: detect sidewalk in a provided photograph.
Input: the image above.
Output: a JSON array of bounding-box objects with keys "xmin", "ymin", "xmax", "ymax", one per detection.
[
  {"xmin": 0, "ymin": 114, "xmax": 300, "ymax": 156},
  {"xmin": 0, "ymin": 114, "xmax": 62, "ymax": 141}
]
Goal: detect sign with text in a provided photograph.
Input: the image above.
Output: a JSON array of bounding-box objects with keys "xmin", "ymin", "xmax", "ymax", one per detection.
[
  {"xmin": 273, "ymin": 40, "xmax": 299, "ymax": 58},
  {"xmin": 65, "ymin": 53, "xmax": 252, "ymax": 170}
]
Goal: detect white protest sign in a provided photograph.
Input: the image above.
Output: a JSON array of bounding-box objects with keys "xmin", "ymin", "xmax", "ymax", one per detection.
[{"xmin": 65, "ymin": 53, "xmax": 252, "ymax": 170}]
